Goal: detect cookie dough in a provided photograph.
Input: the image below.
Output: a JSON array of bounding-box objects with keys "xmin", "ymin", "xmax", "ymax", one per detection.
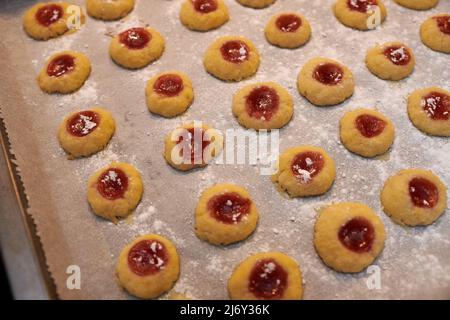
[
  {"xmin": 340, "ymin": 108, "xmax": 395, "ymax": 158},
  {"xmin": 116, "ymin": 234, "xmax": 180, "ymax": 299},
  {"xmin": 203, "ymin": 36, "xmax": 260, "ymax": 81},
  {"xmin": 228, "ymin": 252, "xmax": 303, "ymax": 300},
  {"xmin": 333, "ymin": 0, "xmax": 387, "ymax": 31},
  {"xmin": 236, "ymin": 0, "xmax": 275, "ymax": 8},
  {"xmin": 164, "ymin": 122, "xmax": 224, "ymax": 171},
  {"xmin": 37, "ymin": 50, "xmax": 91, "ymax": 94},
  {"xmin": 109, "ymin": 27, "xmax": 165, "ymax": 69},
  {"xmin": 180, "ymin": 0, "xmax": 229, "ymax": 31},
  {"xmin": 146, "ymin": 71, "xmax": 194, "ymax": 118},
  {"xmin": 420, "ymin": 14, "xmax": 450, "ymax": 53},
  {"xmin": 314, "ymin": 202, "xmax": 386, "ymax": 273},
  {"xmin": 23, "ymin": 2, "xmax": 85, "ymax": 40},
  {"xmin": 407, "ymin": 87, "xmax": 450, "ymax": 136},
  {"xmin": 264, "ymin": 12, "xmax": 312, "ymax": 49},
  {"xmin": 87, "ymin": 162, "xmax": 143, "ymax": 222},
  {"xmin": 394, "ymin": 0, "xmax": 439, "ymax": 10},
  {"xmin": 232, "ymin": 82, "xmax": 293, "ymax": 130},
  {"xmin": 86, "ymin": 0, "xmax": 135, "ymax": 20},
  {"xmin": 272, "ymin": 146, "xmax": 336, "ymax": 197},
  {"xmin": 381, "ymin": 169, "xmax": 447, "ymax": 226},
  {"xmin": 366, "ymin": 42, "xmax": 415, "ymax": 80},
  {"xmin": 297, "ymin": 57, "xmax": 355, "ymax": 106},
  {"xmin": 195, "ymin": 183, "xmax": 259, "ymax": 245},
  {"xmin": 58, "ymin": 107, "xmax": 115, "ymax": 158}
]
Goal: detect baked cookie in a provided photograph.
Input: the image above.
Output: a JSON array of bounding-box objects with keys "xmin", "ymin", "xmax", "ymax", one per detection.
[
  {"xmin": 236, "ymin": 0, "xmax": 275, "ymax": 9},
  {"xmin": 58, "ymin": 107, "xmax": 115, "ymax": 158},
  {"xmin": 365, "ymin": 42, "xmax": 415, "ymax": 80},
  {"xmin": 381, "ymin": 169, "xmax": 447, "ymax": 226},
  {"xmin": 232, "ymin": 82, "xmax": 293, "ymax": 130},
  {"xmin": 420, "ymin": 14, "xmax": 450, "ymax": 53},
  {"xmin": 394, "ymin": 0, "xmax": 439, "ymax": 10},
  {"xmin": 109, "ymin": 27, "xmax": 165, "ymax": 69},
  {"xmin": 87, "ymin": 162, "xmax": 143, "ymax": 222},
  {"xmin": 407, "ymin": 87, "xmax": 450, "ymax": 136},
  {"xmin": 195, "ymin": 183, "xmax": 259, "ymax": 245},
  {"xmin": 164, "ymin": 122, "xmax": 224, "ymax": 171},
  {"xmin": 314, "ymin": 202, "xmax": 386, "ymax": 273},
  {"xmin": 180, "ymin": 0, "xmax": 229, "ymax": 31},
  {"xmin": 339, "ymin": 108, "xmax": 395, "ymax": 158},
  {"xmin": 203, "ymin": 36, "xmax": 260, "ymax": 81},
  {"xmin": 23, "ymin": 2, "xmax": 85, "ymax": 40},
  {"xmin": 146, "ymin": 71, "xmax": 194, "ymax": 118},
  {"xmin": 272, "ymin": 146, "xmax": 336, "ymax": 197},
  {"xmin": 86, "ymin": 0, "xmax": 135, "ymax": 20},
  {"xmin": 333, "ymin": 0, "xmax": 387, "ymax": 31},
  {"xmin": 228, "ymin": 252, "xmax": 303, "ymax": 300},
  {"xmin": 264, "ymin": 12, "xmax": 312, "ymax": 49},
  {"xmin": 116, "ymin": 234, "xmax": 180, "ymax": 299},
  {"xmin": 297, "ymin": 57, "xmax": 355, "ymax": 106},
  {"xmin": 37, "ymin": 50, "xmax": 91, "ymax": 94}
]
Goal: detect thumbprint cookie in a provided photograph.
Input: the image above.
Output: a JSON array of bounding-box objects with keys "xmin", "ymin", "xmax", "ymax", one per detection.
[
  {"xmin": 420, "ymin": 14, "xmax": 450, "ymax": 53},
  {"xmin": 366, "ymin": 42, "xmax": 415, "ymax": 80},
  {"xmin": 394, "ymin": 0, "xmax": 439, "ymax": 10},
  {"xmin": 333, "ymin": 0, "xmax": 387, "ymax": 31},
  {"xmin": 86, "ymin": 0, "xmax": 135, "ymax": 21},
  {"xmin": 264, "ymin": 12, "xmax": 312, "ymax": 49},
  {"xmin": 236, "ymin": 0, "xmax": 275, "ymax": 9},
  {"xmin": 180, "ymin": 0, "xmax": 229, "ymax": 31}
]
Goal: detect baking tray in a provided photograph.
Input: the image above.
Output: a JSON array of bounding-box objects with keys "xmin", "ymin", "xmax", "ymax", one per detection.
[{"xmin": 0, "ymin": 0, "xmax": 449, "ymax": 299}]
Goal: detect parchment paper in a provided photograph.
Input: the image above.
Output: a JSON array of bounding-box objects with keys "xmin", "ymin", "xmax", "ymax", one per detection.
[{"xmin": 0, "ymin": 0, "xmax": 449, "ymax": 299}]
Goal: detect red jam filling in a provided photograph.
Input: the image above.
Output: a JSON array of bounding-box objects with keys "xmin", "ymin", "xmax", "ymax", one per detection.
[
  {"xmin": 291, "ymin": 151, "xmax": 324, "ymax": 183},
  {"xmin": 36, "ymin": 4, "xmax": 64, "ymax": 27},
  {"xmin": 97, "ymin": 168, "xmax": 129, "ymax": 200},
  {"xmin": 128, "ymin": 240, "xmax": 168, "ymax": 276},
  {"xmin": 47, "ymin": 54, "xmax": 75, "ymax": 77},
  {"xmin": 177, "ymin": 127, "xmax": 211, "ymax": 164},
  {"xmin": 409, "ymin": 177, "xmax": 439, "ymax": 208},
  {"xmin": 421, "ymin": 92, "xmax": 450, "ymax": 120},
  {"xmin": 220, "ymin": 40, "xmax": 250, "ymax": 63},
  {"xmin": 207, "ymin": 192, "xmax": 251, "ymax": 224},
  {"xmin": 383, "ymin": 46, "xmax": 411, "ymax": 66},
  {"xmin": 338, "ymin": 217, "xmax": 375, "ymax": 253},
  {"xmin": 276, "ymin": 14, "xmax": 302, "ymax": 33},
  {"xmin": 191, "ymin": 0, "xmax": 217, "ymax": 13},
  {"xmin": 249, "ymin": 259, "xmax": 288, "ymax": 299},
  {"xmin": 435, "ymin": 16, "xmax": 450, "ymax": 35},
  {"xmin": 347, "ymin": 0, "xmax": 377, "ymax": 13},
  {"xmin": 355, "ymin": 114, "xmax": 386, "ymax": 138},
  {"xmin": 313, "ymin": 63, "xmax": 344, "ymax": 86},
  {"xmin": 66, "ymin": 111, "xmax": 100, "ymax": 137},
  {"xmin": 153, "ymin": 74, "xmax": 184, "ymax": 97},
  {"xmin": 119, "ymin": 28, "xmax": 151, "ymax": 50},
  {"xmin": 245, "ymin": 86, "xmax": 280, "ymax": 121}
]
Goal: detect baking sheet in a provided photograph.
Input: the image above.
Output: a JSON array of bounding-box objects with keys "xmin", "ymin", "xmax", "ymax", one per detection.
[{"xmin": 0, "ymin": 0, "xmax": 449, "ymax": 299}]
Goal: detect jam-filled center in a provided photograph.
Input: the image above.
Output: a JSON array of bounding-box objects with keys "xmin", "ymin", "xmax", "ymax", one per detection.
[
  {"xmin": 220, "ymin": 40, "xmax": 250, "ymax": 63},
  {"xmin": 409, "ymin": 177, "xmax": 439, "ymax": 208},
  {"xmin": 338, "ymin": 217, "xmax": 375, "ymax": 253},
  {"xmin": 177, "ymin": 127, "xmax": 211, "ymax": 163},
  {"xmin": 313, "ymin": 63, "xmax": 344, "ymax": 86},
  {"xmin": 47, "ymin": 54, "xmax": 75, "ymax": 77},
  {"xmin": 249, "ymin": 259, "xmax": 288, "ymax": 299},
  {"xmin": 435, "ymin": 16, "xmax": 450, "ymax": 35},
  {"xmin": 245, "ymin": 86, "xmax": 280, "ymax": 121},
  {"xmin": 421, "ymin": 92, "xmax": 450, "ymax": 120},
  {"xmin": 207, "ymin": 192, "xmax": 251, "ymax": 224},
  {"xmin": 67, "ymin": 111, "xmax": 100, "ymax": 137},
  {"xmin": 153, "ymin": 74, "xmax": 184, "ymax": 97},
  {"xmin": 347, "ymin": 0, "xmax": 378, "ymax": 13},
  {"xmin": 36, "ymin": 4, "xmax": 64, "ymax": 27},
  {"xmin": 355, "ymin": 114, "xmax": 386, "ymax": 138},
  {"xmin": 291, "ymin": 151, "xmax": 324, "ymax": 183},
  {"xmin": 383, "ymin": 46, "xmax": 411, "ymax": 66},
  {"xmin": 191, "ymin": 0, "xmax": 218, "ymax": 13},
  {"xmin": 97, "ymin": 168, "xmax": 129, "ymax": 200},
  {"xmin": 119, "ymin": 28, "xmax": 151, "ymax": 50},
  {"xmin": 128, "ymin": 240, "xmax": 168, "ymax": 276},
  {"xmin": 276, "ymin": 14, "xmax": 302, "ymax": 33}
]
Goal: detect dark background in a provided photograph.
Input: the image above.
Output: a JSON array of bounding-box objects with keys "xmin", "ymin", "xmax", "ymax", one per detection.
[{"xmin": 0, "ymin": 251, "xmax": 13, "ymax": 299}]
